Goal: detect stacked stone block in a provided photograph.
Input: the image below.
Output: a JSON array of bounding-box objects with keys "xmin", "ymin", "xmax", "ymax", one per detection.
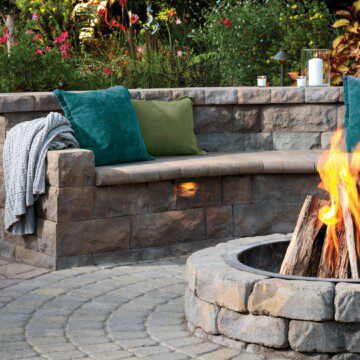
[
  {"xmin": 0, "ymin": 87, "xmax": 342, "ymax": 269},
  {"xmin": 185, "ymin": 235, "xmax": 360, "ymax": 356}
]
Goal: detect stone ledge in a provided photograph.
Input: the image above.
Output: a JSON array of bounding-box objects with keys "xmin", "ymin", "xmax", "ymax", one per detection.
[
  {"xmin": 95, "ymin": 150, "xmax": 320, "ymax": 186},
  {"xmin": 0, "ymin": 87, "xmax": 344, "ymax": 113}
]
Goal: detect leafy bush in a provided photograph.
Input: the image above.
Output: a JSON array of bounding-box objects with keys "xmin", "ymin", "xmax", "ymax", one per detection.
[
  {"xmin": 331, "ymin": 0, "xmax": 360, "ymax": 85},
  {"xmin": 0, "ymin": 20, "xmax": 77, "ymax": 92},
  {"xmin": 192, "ymin": 0, "xmax": 334, "ymax": 86}
]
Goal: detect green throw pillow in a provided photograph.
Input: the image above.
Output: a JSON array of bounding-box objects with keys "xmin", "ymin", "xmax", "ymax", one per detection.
[
  {"xmin": 132, "ymin": 97, "xmax": 205, "ymax": 156},
  {"xmin": 344, "ymin": 76, "xmax": 360, "ymax": 152},
  {"xmin": 54, "ymin": 86, "xmax": 153, "ymax": 166}
]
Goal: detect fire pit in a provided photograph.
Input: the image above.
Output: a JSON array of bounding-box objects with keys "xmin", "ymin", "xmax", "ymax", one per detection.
[{"xmin": 185, "ymin": 234, "xmax": 360, "ymax": 357}]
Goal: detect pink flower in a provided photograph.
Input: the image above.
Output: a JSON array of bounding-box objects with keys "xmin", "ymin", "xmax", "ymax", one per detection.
[
  {"xmin": 53, "ymin": 31, "xmax": 69, "ymax": 44},
  {"xmin": 35, "ymin": 49, "xmax": 43, "ymax": 55},
  {"xmin": 137, "ymin": 46, "xmax": 144, "ymax": 54},
  {"xmin": 26, "ymin": 29, "xmax": 34, "ymax": 35},
  {"xmin": 177, "ymin": 50, "xmax": 183, "ymax": 57},
  {"xmin": 0, "ymin": 29, "xmax": 10, "ymax": 45},
  {"xmin": 104, "ymin": 66, "xmax": 111, "ymax": 75},
  {"xmin": 130, "ymin": 14, "xmax": 139, "ymax": 24},
  {"xmin": 32, "ymin": 12, "xmax": 39, "ymax": 21},
  {"xmin": 175, "ymin": 18, "xmax": 182, "ymax": 25},
  {"xmin": 33, "ymin": 33, "xmax": 42, "ymax": 41},
  {"xmin": 46, "ymin": 46, "xmax": 52, "ymax": 51},
  {"xmin": 59, "ymin": 41, "xmax": 71, "ymax": 58}
]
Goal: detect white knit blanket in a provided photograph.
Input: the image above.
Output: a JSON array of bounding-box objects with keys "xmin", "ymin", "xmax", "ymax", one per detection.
[{"xmin": 3, "ymin": 112, "xmax": 79, "ymax": 235}]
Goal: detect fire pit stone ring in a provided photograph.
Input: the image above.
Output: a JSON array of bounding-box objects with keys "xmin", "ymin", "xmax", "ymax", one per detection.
[{"xmin": 185, "ymin": 233, "xmax": 360, "ymax": 357}]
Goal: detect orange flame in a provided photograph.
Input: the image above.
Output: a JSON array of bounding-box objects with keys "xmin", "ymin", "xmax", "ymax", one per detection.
[{"xmin": 317, "ymin": 129, "xmax": 360, "ymax": 271}]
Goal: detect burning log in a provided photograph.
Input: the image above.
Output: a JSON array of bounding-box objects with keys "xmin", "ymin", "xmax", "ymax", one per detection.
[
  {"xmin": 338, "ymin": 183, "xmax": 359, "ymax": 279},
  {"xmin": 280, "ymin": 195, "xmax": 328, "ymax": 277}
]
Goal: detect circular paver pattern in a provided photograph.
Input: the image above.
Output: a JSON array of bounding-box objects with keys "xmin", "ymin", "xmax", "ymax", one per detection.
[{"xmin": 0, "ymin": 254, "xmax": 278, "ymax": 360}]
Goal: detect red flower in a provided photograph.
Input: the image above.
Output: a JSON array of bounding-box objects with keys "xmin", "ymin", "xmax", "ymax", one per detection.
[
  {"xmin": 0, "ymin": 29, "xmax": 10, "ymax": 45},
  {"xmin": 169, "ymin": 10, "xmax": 175, "ymax": 17},
  {"xmin": 130, "ymin": 14, "xmax": 139, "ymax": 24},
  {"xmin": 125, "ymin": 50, "xmax": 130, "ymax": 56},
  {"xmin": 35, "ymin": 49, "xmax": 43, "ymax": 55},
  {"xmin": 46, "ymin": 46, "xmax": 52, "ymax": 51},
  {"xmin": 223, "ymin": 18, "xmax": 231, "ymax": 27},
  {"xmin": 26, "ymin": 29, "xmax": 34, "ymax": 35},
  {"xmin": 53, "ymin": 31, "xmax": 69, "ymax": 44},
  {"xmin": 97, "ymin": 7, "xmax": 105, "ymax": 17},
  {"xmin": 104, "ymin": 66, "xmax": 111, "ymax": 75}
]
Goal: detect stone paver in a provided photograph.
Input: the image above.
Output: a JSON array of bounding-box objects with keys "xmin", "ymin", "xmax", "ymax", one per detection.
[{"xmin": 0, "ymin": 256, "xmax": 296, "ymax": 360}]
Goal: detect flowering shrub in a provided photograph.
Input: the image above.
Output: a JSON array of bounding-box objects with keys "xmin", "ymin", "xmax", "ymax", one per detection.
[
  {"xmin": 331, "ymin": 1, "xmax": 360, "ymax": 85},
  {"xmin": 192, "ymin": 0, "xmax": 333, "ymax": 86},
  {"xmin": 0, "ymin": 18, "xmax": 77, "ymax": 92}
]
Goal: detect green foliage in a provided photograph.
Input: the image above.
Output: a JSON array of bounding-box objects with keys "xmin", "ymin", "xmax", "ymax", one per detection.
[
  {"xmin": 192, "ymin": 0, "xmax": 334, "ymax": 86},
  {"xmin": 331, "ymin": 0, "xmax": 360, "ymax": 85},
  {"xmin": 0, "ymin": 20, "xmax": 77, "ymax": 92}
]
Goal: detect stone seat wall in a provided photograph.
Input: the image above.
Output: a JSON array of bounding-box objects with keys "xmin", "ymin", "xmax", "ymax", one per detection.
[{"xmin": 0, "ymin": 87, "xmax": 343, "ymax": 269}]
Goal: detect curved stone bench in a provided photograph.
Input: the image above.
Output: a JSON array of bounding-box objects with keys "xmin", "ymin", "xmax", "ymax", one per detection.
[
  {"xmin": 185, "ymin": 234, "xmax": 360, "ymax": 357},
  {"xmin": 0, "ymin": 149, "xmax": 321, "ymax": 269}
]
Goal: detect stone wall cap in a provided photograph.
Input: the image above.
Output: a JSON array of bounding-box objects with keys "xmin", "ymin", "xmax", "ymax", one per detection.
[
  {"xmin": 0, "ymin": 87, "xmax": 343, "ymax": 112},
  {"xmin": 95, "ymin": 150, "xmax": 320, "ymax": 186}
]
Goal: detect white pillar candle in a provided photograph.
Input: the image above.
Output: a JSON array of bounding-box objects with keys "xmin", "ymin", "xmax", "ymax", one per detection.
[
  {"xmin": 297, "ymin": 76, "xmax": 306, "ymax": 87},
  {"xmin": 308, "ymin": 57, "xmax": 323, "ymax": 86},
  {"xmin": 257, "ymin": 76, "xmax": 266, "ymax": 87}
]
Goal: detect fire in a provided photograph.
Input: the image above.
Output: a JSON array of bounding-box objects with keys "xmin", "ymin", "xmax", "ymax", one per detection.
[{"xmin": 317, "ymin": 129, "xmax": 360, "ymax": 271}]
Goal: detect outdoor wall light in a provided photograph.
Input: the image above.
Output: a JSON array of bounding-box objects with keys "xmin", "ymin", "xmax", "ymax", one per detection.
[
  {"xmin": 272, "ymin": 49, "xmax": 291, "ymax": 86},
  {"xmin": 176, "ymin": 181, "xmax": 199, "ymax": 198}
]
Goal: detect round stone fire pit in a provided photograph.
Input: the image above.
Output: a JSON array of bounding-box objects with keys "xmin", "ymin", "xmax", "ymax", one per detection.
[{"xmin": 185, "ymin": 234, "xmax": 360, "ymax": 358}]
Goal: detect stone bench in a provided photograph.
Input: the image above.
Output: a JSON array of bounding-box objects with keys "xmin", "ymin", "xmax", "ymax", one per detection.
[
  {"xmin": 0, "ymin": 149, "xmax": 320, "ymax": 269},
  {"xmin": 0, "ymin": 87, "xmax": 343, "ymax": 269}
]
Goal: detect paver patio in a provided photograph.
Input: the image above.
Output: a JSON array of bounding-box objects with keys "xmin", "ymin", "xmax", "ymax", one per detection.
[{"xmin": 0, "ymin": 254, "xmax": 295, "ymax": 360}]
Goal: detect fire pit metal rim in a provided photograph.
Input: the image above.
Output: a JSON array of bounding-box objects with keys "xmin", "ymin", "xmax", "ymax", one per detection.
[{"xmin": 223, "ymin": 239, "xmax": 360, "ymax": 284}]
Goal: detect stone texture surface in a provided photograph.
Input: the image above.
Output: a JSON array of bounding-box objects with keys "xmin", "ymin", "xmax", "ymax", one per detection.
[
  {"xmin": 194, "ymin": 106, "xmax": 232, "ymax": 133},
  {"xmin": 338, "ymin": 105, "xmax": 346, "ymax": 128},
  {"xmin": 238, "ymin": 88, "xmax": 271, "ymax": 104},
  {"xmin": 217, "ymin": 308, "xmax": 289, "ymax": 348},
  {"xmin": 335, "ymin": 283, "xmax": 360, "ymax": 323},
  {"xmin": 289, "ymin": 320, "xmax": 360, "ymax": 353},
  {"xmin": 204, "ymin": 88, "xmax": 237, "ymax": 105},
  {"xmin": 321, "ymin": 131, "xmax": 334, "ymax": 149},
  {"xmin": 248, "ymin": 279, "xmax": 335, "ymax": 321},
  {"xmin": 54, "ymin": 217, "xmax": 131, "ymax": 257},
  {"xmin": 251, "ymin": 174, "xmax": 319, "ymax": 204},
  {"xmin": 196, "ymin": 266, "xmax": 266, "ymax": 313},
  {"xmin": 205, "ymin": 205, "xmax": 233, "ymax": 239},
  {"xmin": 36, "ymin": 186, "xmax": 94, "ymax": 223},
  {"xmin": 271, "ymin": 88, "xmax": 305, "ymax": 104},
  {"xmin": 46, "ymin": 149, "xmax": 95, "ymax": 187},
  {"xmin": 305, "ymin": 87, "xmax": 340, "ymax": 103},
  {"xmin": 185, "ymin": 290, "xmax": 218, "ymax": 334},
  {"xmin": 262, "ymin": 105, "xmax": 337, "ymax": 132},
  {"xmin": 272, "ymin": 132, "xmax": 321, "ymax": 150},
  {"xmin": 222, "ymin": 175, "xmax": 252, "ymax": 205},
  {"xmin": 94, "ymin": 183, "xmax": 149, "ymax": 218},
  {"xmin": 148, "ymin": 181, "xmax": 177, "ymax": 213},
  {"xmin": 232, "ymin": 107, "xmax": 261, "ymax": 132},
  {"xmin": 233, "ymin": 203, "xmax": 302, "ymax": 237},
  {"xmin": 197, "ymin": 133, "xmax": 244, "ymax": 152},
  {"xmin": 131, "ymin": 208, "xmax": 205, "ymax": 248},
  {"xmin": 0, "ymin": 94, "xmax": 35, "ymax": 113},
  {"xmin": 244, "ymin": 133, "xmax": 273, "ymax": 151}
]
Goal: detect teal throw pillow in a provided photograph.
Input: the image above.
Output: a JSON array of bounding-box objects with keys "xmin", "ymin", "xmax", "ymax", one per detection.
[
  {"xmin": 344, "ymin": 76, "xmax": 360, "ymax": 152},
  {"xmin": 54, "ymin": 86, "xmax": 153, "ymax": 166}
]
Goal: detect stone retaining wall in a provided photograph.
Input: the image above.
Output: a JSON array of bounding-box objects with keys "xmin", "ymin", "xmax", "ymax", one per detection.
[
  {"xmin": 0, "ymin": 87, "xmax": 339, "ymax": 269},
  {"xmin": 0, "ymin": 87, "xmax": 344, "ymax": 152},
  {"xmin": 185, "ymin": 235, "xmax": 360, "ymax": 357},
  {"xmin": 0, "ymin": 148, "xmax": 319, "ymax": 269}
]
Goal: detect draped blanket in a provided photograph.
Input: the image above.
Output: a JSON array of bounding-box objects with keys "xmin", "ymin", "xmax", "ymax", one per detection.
[{"xmin": 3, "ymin": 112, "xmax": 79, "ymax": 235}]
